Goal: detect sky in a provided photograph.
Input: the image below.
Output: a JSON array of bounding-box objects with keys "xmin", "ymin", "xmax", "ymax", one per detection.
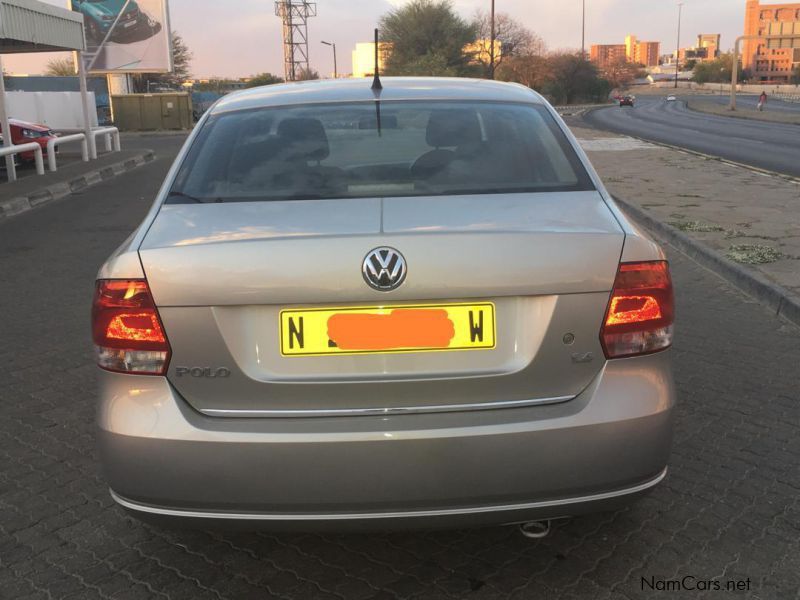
[{"xmin": 3, "ymin": 0, "xmax": 759, "ymax": 78}]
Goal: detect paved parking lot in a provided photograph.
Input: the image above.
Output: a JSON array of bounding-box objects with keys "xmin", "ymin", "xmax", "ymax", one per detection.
[{"xmin": 1, "ymin": 136, "xmax": 798, "ymax": 599}]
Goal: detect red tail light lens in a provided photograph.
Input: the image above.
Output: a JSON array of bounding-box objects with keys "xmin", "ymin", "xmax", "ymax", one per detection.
[
  {"xmin": 92, "ymin": 280, "xmax": 171, "ymax": 375},
  {"xmin": 600, "ymin": 261, "xmax": 674, "ymax": 359}
]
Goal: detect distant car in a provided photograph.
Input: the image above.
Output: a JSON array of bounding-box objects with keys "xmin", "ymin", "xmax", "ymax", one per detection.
[
  {"xmin": 666, "ymin": 95, "xmax": 677, "ymax": 102},
  {"xmin": 94, "ymin": 77, "xmax": 676, "ymax": 531},
  {"xmin": 620, "ymin": 96, "xmax": 635, "ymax": 107},
  {"xmin": 0, "ymin": 119, "xmax": 58, "ymax": 164},
  {"xmin": 73, "ymin": 0, "xmax": 159, "ymax": 46}
]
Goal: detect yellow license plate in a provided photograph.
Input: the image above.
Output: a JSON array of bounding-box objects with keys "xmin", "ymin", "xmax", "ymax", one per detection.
[{"xmin": 280, "ymin": 302, "xmax": 496, "ymax": 357}]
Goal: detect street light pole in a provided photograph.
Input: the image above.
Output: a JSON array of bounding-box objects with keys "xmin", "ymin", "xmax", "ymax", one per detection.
[
  {"xmin": 581, "ymin": 0, "xmax": 585, "ymax": 58},
  {"xmin": 321, "ymin": 41, "xmax": 337, "ymax": 79},
  {"xmin": 489, "ymin": 0, "xmax": 496, "ymax": 79},
  {"xmin": 675, "ymin": 2, "xmax": 683, "ymax": 89}
]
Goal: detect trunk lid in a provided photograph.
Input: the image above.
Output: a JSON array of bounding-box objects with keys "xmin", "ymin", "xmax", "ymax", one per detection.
[{"xmin": 139, "ymin": 192, "xmax": 624, "ymax": 416}]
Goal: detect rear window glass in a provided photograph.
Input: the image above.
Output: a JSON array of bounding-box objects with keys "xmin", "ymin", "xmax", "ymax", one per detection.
[{"xmin": 168, "ymin": 101, "xmax": 594, "ymax": 203}]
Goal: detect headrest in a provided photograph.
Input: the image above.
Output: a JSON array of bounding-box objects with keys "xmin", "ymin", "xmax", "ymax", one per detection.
[
  {"xmin": 425, "ymin": 109, "xmax": 482, "ymax": 148},
  {"xmin": 277, "ymin": 118, "xmax": 329, "ymax": 161}
]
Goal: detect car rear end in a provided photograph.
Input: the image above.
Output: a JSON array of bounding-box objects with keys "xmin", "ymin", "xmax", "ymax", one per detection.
[
  {"xmin": 12, "ymin": 122, "xmax": 57, "ymax": 162},
  {"xmin": 95, "ymin": 79, "xmax": 675, "ymax": 529}
]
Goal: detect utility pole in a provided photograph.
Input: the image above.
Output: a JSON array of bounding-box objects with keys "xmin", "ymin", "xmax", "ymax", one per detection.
[
  {"xmin": 675, "ymin": 2, "xmax": 683, "ymax": 89},
  {"xmin": 581, "ymin": 0, "xmax": 586, "ymax": 58},
  {"xmin": 321, "ymin": 41, "xmax": 337, "ymax": 79},
  {"xmin": 489, "ymin": 0, "xmax": 496, "ymax": 79}
]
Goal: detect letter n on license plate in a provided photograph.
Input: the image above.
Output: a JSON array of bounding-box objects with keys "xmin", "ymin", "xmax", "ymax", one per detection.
[{"xmin": 280, "ymin": 302, "xmax": 496, "ymax": 357}]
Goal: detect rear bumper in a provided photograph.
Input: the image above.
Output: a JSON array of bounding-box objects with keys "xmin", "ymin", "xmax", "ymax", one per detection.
[
  {"xmin": 109, "ymin": 468, "xmax": 667, "ymax": 531},
  {"xmin": 97, "ymin": 352, "xmax": 675, "ymax": 529}
]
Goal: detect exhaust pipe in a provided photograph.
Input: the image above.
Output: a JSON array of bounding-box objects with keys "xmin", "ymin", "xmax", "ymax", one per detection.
[{"xmin": 519, "ymin": 520, "xmax": 551, "ymax": 539}]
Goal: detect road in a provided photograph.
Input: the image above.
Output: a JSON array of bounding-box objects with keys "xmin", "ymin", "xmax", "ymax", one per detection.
[
  {"xmin": 583, "ymin": 95, "xmax": 800, "ymax": 177},
  {"xmin": 1, "ymin": 138, "xmax": 799, "ymax": 599}
]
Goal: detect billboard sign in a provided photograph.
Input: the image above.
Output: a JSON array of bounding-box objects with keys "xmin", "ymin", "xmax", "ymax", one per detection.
[{"xmin": 71, "ymin": 0, "xmax": 172, "ymax": 73}]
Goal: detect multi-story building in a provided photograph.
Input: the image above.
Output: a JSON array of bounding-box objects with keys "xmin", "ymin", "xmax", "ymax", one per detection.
[
  {"xmin": 697, "ymin": 33, "xmax": 722, "ymax": 58},
  {"xmin": 743, "ymin": 0, "xmax": 800, "ymax": 82},
  {"xmin": 351, "ymin": 42, "xmax": 392, "ymax": 79},
  {"xmin": 463, "ymin": 39, "xmax": 503, "ymax": 67},
  {"xmin": 590, "ymin": 44, "xmax": 627, "ymax": 69},
  {"xmin": 678, "ymin": 34, "xmax": 722, "ymax": 64},
  {"xmin": 624, "ymin": 35, "xmax": 661, "ymax": 67}
]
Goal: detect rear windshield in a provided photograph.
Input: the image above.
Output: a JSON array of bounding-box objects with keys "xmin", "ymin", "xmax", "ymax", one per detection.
[{"xmin": 168, "ymin": 100, "xmax": 594, "ymax": 204}]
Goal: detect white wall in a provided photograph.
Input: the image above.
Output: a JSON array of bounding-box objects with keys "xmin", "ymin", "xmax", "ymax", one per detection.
[{"xmin": 4, "ymin": 91, "xmax": 98, "ymax": 129}]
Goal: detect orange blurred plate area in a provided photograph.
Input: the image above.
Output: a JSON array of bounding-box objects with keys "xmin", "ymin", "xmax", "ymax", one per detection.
[{"xmin": 280, "ymin": 302, "xmax": 496, "ymax": 357}]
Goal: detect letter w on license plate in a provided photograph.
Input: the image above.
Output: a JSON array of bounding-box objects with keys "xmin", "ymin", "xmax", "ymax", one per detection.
[{"xmin": 280, "ymin": 302, "xmax": 496, "ymax": 357}]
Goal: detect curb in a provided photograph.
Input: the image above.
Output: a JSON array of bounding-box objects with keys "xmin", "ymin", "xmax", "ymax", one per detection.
[
  {"xmin": 614, "ymin": 196, "xmax": 800, "ymax": 329},
  {"xmin": 0, "ymin": 151, "xmax": 156, "ymax": 221},
  {"xmin": 556, "ymin": 103, "xmax": 613, "ymax": 116}
]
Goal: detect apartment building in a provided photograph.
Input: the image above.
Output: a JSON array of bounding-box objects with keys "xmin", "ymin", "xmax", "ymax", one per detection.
[
  {"xmin": 625, "ymin": 35, "xmax": 661, "ymax": 67},
  {"xmin": 589, "ymin": 43, "xmax": 627, "ymax": 68},
  {"xmin": 743, "ymin": 0, "xmax": 800, "ymax": 81}
]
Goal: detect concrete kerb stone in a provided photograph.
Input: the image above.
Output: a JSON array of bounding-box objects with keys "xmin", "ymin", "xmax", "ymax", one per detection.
[{"xmin": 0, "ymin": 151, "xmax": 155, "ymax": 221}]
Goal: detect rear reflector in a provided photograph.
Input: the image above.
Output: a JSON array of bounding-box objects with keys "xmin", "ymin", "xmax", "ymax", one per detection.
[
  {"xmin": 600, "ymin": 261, "xmax": 674, "ymax": 359},
  {"xmin": 92, "ymin": 280, "xmax": 171, "ymax": 375}
]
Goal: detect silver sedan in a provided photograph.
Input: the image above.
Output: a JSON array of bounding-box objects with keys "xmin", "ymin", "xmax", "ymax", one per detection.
[{"xmin": 93, "ymin": 77, "xmax": 675, "ymax": 530}]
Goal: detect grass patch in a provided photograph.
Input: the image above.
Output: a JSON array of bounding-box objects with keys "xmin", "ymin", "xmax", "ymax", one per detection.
[
  {"xmin": 724, "ymin": 229, "xmax": 748, "ymax": 239},
  {"xmin": 669, "ymin": 220, "xmax": 725, "ymax": 233},
  {"xmin": 726, "ymin": 244, "xmax": 783, "ymax": 265}
]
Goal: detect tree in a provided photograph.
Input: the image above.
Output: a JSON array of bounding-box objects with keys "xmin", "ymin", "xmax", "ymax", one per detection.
[
  {"xmin": 497, "ymin": 50, "xmax": 610, "ymax": 105},
  {"xmin": 600, "ymin": 58, "xmax": 638, "ymax": 90},
  {"xmin": 496, "ymin": 53, "xmax": 552, "ymax": 89},
  {"xmin": 693, "ymin": 53, "xmax": 741, "ymax": 84},
  {"xmin": 44, "ymin": 57, "xmax": 76, "ymax": 76},
  {"xmin": 132, "ymin": 32, "xmax": 193, "ymax": 92},
  {"xmin": 472, "ymin": 10, "xmax": 545, "ymax": 76},
  {"xmin": 168, "ymin": 32, "xmax": 193, "ymax": 85},
  {"xmin": 296, "ymin": 67, "xmax": 320, "ymax": 81},
  {"xmin": 542, "ymin": 52, "xmax": 610, "ymax": 105},
  {"xmin": 245, "ymin": 73, "xmax": 284, "ymax": 88},
  {"xmin": 380, "ymin": 0, "xmax": 477, "ymax": 77},
  {"xmin": 791, "ymin": 64, "xmax": 800, "ymax": 85}
]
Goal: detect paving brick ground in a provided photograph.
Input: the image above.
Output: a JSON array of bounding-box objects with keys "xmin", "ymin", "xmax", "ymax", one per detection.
[{"xmin": 1, "ymin": 134, "xmax": 799, "ymax": 599}]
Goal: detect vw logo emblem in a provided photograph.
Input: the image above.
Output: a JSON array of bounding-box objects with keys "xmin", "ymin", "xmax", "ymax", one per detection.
[{"xmin": 362, "ymin": 247, "xmax": 407, "ymax": 291}]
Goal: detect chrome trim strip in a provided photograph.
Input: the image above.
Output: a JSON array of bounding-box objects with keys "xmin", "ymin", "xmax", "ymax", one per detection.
[
  {"xmin": 198, "ymin": 395, "xmax": 575, "ymax": 418},
  {"xmin": 110, "ymin": 468, "xmax": 667, "ymax": 521}
]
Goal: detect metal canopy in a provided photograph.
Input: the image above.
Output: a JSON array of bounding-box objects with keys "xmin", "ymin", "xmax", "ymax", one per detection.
[
  {"xmin": 0, "ymin": 0, "xmax": 85, "ymax": 53},
  {"xmin": 0, "ymin": 0, "xmax": 89, "ymax": 183}
]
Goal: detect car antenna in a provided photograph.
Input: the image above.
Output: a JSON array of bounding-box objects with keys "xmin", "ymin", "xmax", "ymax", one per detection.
[
  {"xmin": 371, "ymin": 28, "xmax": 383, "ymax": 91},
  {"xmin": 371, "ymin": 28, "xmax": 383, "ymax": 136}
]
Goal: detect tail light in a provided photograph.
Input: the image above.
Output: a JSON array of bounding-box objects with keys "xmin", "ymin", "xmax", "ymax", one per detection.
[
  {"xmin": 600, "ymin": 261, "xmax": 674, "ymax": 359},
  {"xmin": 92, "ymin": 280, "xmax": 171, "ymax": 375}
]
